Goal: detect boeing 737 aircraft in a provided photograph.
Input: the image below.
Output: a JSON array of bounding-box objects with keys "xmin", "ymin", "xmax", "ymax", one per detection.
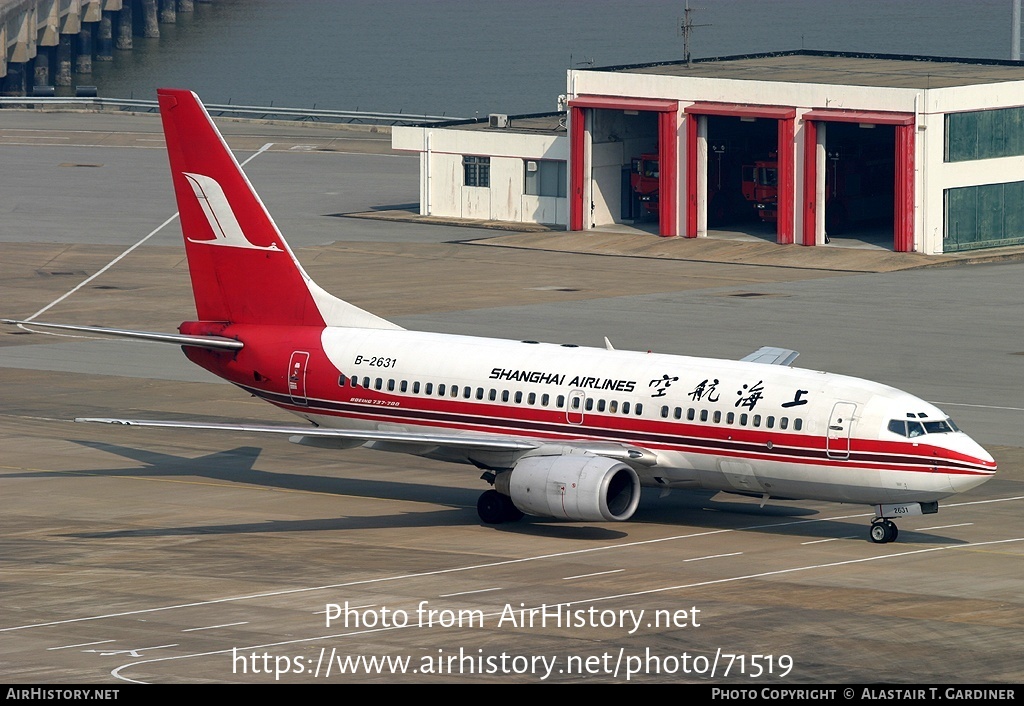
[{"xmin": 6, "ymin": 89, "xmax": 997, "ymax": 543}]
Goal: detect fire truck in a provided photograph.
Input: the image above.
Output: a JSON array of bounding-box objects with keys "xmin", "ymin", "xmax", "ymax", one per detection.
[
  {"xmin": 630, "ymin": 153, "xmax": 660, "ymax": 214},
  {"xmin": 631, "ymin": 149, "xmax": 738, "ymax": 224},
  {"xmin": 742, "ymin": 147, "xmax": 893, "ymax": 233},
  {"xmin": 741, "ymin": 153, "xmax": 779, "ymax": 223}
]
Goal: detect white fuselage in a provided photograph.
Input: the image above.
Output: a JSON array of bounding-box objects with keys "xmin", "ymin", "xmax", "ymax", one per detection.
[{"xmin": 232, "ymin": 327, "xmax": 994, "ymax": 509}]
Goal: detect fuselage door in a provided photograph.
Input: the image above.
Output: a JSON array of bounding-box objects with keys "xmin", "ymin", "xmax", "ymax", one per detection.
[
  {"xmin": 566, "ymin": 389, "xmax": 586, "ymax": 425},
  {"xmin": 288, "ymin": 351, "xmax": 310, "ymax": 406},
  {"xmin": 826, "ymin": 401, "xmax": 857, "ymax": 459}
]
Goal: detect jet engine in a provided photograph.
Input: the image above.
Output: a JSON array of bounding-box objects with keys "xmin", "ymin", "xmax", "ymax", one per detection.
[{"xmin": 497, "ymin": 454, "xmax": 641, "ymax": 522}]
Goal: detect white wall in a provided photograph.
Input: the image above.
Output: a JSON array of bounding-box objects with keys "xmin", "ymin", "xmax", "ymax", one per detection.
[
  {"xmin": 571, "ymin": 71, "xmax": 924, "ymax": 114},
  {"xmin": 920, "ymin": 81, "xmax": 1024, "ymax": 253},
  {"xmin": 394, "ymin": 125, "xmax": 568, "ymax": 225}
]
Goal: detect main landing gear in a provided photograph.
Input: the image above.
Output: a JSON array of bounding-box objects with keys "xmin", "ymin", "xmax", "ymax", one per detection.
[
  {"xmin": 477, "ymin": 490, "xmax": 523, "ymax": 524},
  {"xmin": 869, "ymin": 518, "xmax": 899, "ymax": 544}
]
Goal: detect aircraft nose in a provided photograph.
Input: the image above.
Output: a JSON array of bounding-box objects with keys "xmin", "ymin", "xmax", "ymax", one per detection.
[
  {"xmin": 965, "ymin": 434, "xmax": 995, "ymax": 466},
  {"xmin": 948, "ymin": 434, "xmax": 996, "ymax": 493}
]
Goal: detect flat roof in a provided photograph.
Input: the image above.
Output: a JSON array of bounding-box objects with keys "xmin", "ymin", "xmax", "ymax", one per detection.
[{"xmin": 598, "ymin": 50, "xmax": 1024, "ymax": 89}]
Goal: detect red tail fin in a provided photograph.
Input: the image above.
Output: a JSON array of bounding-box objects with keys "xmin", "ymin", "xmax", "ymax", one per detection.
[{"xmin": 157, "ymin": 89, "xmax": 399, "ymax": 330}]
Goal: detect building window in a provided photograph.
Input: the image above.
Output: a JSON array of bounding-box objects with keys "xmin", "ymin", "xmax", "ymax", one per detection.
[
  {"xmin": 944, "ymin": 181, "xmax": 1024, "ymax": 251},
  {"xmin": 946, "ymin": 107, "xmax": 1024, "ymax": 162},
  {"xmin": 525, "ymin": 159, "xmax": 566, "ymax": 197},
  {"xmin": 464, "ymin": 156, "xmax": 490, "ymax": 187}
]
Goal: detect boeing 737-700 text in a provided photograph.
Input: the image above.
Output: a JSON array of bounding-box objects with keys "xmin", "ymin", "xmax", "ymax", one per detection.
[{"xmin": 5, "ymin": 89, "xmax": 996, "ymax": 543}]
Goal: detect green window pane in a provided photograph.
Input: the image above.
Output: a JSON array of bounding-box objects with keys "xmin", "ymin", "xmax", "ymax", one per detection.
[
  {"xmin": 945, "ymin": 181, "xmax": 1024, "ymax": 251},
  {"xmin": 946, "ymin": 107, "xmax": 1024, "ymax": 162}
]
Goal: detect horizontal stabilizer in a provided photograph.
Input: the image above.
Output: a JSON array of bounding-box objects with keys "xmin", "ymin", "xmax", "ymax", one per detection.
[
  {"xmin": 740, "ymin": 346, "xmax": 799, "ymax": 366},
  {"xmin": 3, "ymin": 320, "xmax": 243, "ymax": 351}
]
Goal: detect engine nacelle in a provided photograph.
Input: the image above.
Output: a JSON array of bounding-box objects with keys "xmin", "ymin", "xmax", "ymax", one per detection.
[{"xmin": 498, "ymin": 455, "xmax": 641, "ymax": 522}]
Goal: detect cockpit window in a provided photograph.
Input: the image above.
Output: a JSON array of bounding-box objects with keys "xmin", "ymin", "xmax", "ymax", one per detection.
[
  {"xmin": 889, "ymin": 416, "xmax": 959, "ymax": 437},
  {"xmin": 888, "ymin": 420, "xmax": 907, "ymax": 437},
  {"xmin": 924, "ymin": 420, "xmax": 954, "ymax": 434}
]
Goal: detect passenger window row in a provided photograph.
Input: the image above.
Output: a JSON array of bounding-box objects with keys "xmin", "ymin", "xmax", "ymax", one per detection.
[
  {"xmin": 338, "ymin": 375, "xmax": 646, "ymax": 416},
  {"xmin": 660, "ymin": 405, "xmax": 803, "ymax": 431},
  {"xmin": 337, "ymin": 375, "xmax": 808, "ymax": 430}
]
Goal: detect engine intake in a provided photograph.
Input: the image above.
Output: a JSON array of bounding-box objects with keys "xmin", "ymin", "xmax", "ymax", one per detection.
[{"xmin": 498, "ymin": 455, "xmax": 641, "ymax": 522}]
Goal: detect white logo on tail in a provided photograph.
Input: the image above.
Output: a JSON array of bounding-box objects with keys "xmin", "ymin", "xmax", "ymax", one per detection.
[{"xmin": 182, "ymin": 172, "xmax": 281, "ymax": 251}]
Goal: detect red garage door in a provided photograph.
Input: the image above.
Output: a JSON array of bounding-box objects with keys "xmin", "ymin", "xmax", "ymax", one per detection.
[
  {"xmin": 801, "ymin": 109, "xmax": 915, "ymax": 251},
  {"xmin": 684, "ymin": 103, "xmax": 797, "ymax": 243},
  {"xmin": 569, "ymin": 96, "xmax": 679, "ymax": 237}
]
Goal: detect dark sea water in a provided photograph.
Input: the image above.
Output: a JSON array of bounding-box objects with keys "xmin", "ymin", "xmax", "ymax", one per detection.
[{"xmin": 87, "ymin": 0, "xmax": 1020, "ymax": 118}]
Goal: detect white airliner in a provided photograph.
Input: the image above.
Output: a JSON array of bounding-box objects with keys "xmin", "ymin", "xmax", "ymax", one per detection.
[{"xmin": 6, "ymin": 89, "xmax": 996, "ymax": 544}]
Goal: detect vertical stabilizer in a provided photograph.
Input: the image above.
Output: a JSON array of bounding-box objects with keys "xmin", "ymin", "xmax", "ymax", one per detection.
[{"xmin": 157, "ymin": 89, "xmax": 400, "ymax": 330}]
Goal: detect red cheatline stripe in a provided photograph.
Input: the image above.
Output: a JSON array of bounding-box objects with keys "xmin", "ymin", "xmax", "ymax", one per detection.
[{"xmin": 239, "ymin": 385, "xmax": 994, "ymax": 477}]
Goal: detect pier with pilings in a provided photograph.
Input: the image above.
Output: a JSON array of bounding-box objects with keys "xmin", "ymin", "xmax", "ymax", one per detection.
[{"xmin": 0, "ymin": 0, "xmax": 209, "ymax": 96}]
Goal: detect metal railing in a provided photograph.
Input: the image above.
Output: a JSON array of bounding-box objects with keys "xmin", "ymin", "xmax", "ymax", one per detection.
[{"xmin": 0, "ymin": 96, "xmax": 464, "ymax": 126}]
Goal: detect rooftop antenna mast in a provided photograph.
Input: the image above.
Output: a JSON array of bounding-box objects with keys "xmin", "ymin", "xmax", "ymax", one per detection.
[
  {"xmin": 679, "ymin": 0, "xmax": 711, "ymax": 68},
  {"xmin": 1014, "ymin": 0, "xmax": 1021, "ymax": 60}
]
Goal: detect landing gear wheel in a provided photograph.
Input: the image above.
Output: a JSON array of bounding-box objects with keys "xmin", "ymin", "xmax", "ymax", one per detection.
[
  {"xmin": 869, "ymin": 519, "xmax": 898, "ymax": 544},
  {"xmin": 477, "ymin": 490, "xmax": 522, "ymax": 524},
  {"xmin": 503, "ymin": 499, "xmax": 524, "ymax": 522},
  {"xmin": 477, "ymin": 490, "xmax": 505, "ymax": 524}
]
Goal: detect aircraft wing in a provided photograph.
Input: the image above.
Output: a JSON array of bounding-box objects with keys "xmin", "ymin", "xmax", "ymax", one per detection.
[
  {"xmin": 740, "ymin": 346, "xmax": 799, "ymax": 366},
  {"xmin": 77, "ymin": 417, "xmax": 539, "ymax": 451},
  {"xmin": 75, "ymin": 418, "xmax": 660, "ymax": 466}
]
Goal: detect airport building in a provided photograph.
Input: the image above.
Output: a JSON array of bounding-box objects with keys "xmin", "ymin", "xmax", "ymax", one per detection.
[{"xmin": 393, "ymin": 50, "xmax": 1024, "ymax": 254}]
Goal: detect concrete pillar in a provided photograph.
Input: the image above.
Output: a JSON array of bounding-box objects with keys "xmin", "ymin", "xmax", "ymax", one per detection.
[
  {"xmin": 97, "ymin": 13, "xmax": 114, "ymax": 61},
  {"xmin": 117, "ymin": 2, "xmax": 133, "ymax": 50},
  {"xmin": 34, "ymin": 48, "xmax": 51, "ymax": 87},
  {"xmin": 160, "ymin": 0, "xmax": 177, "ymax": 24},
  {"xmin": 816, "ymin": 123, "xmax": 827, "ymax": 244},
  {"xmin": 76, "ymin": 23, "xmax": 94, "ymax": 74},
  {"xmin": 0, "ymin": 62, "xmax": 28, "ymax": 97},
  {"xmin": 696, "ymin": 114, "xmax": 708, "ymax": 237},
  {"xmin": 178, "ymin": 0, "xmax": 195, "ymax": 11},
  {"xmin": 56, "ymin": 34, "xmax": 73, "ymax": 85},
  {"xmin": 142, "ymin": 0, "xmax": 160, "ymax": 37}
]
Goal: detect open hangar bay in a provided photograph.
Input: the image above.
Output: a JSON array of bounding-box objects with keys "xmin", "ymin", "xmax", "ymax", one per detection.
[{"xmin": 0, "ymin": 111, "xmax": 1021, "ymax": 684}]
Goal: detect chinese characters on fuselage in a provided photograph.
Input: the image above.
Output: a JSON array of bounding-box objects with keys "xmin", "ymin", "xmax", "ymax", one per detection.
[{"xmin": 488, "ymin": 366, "xmax": 809, "ymax": 412}]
